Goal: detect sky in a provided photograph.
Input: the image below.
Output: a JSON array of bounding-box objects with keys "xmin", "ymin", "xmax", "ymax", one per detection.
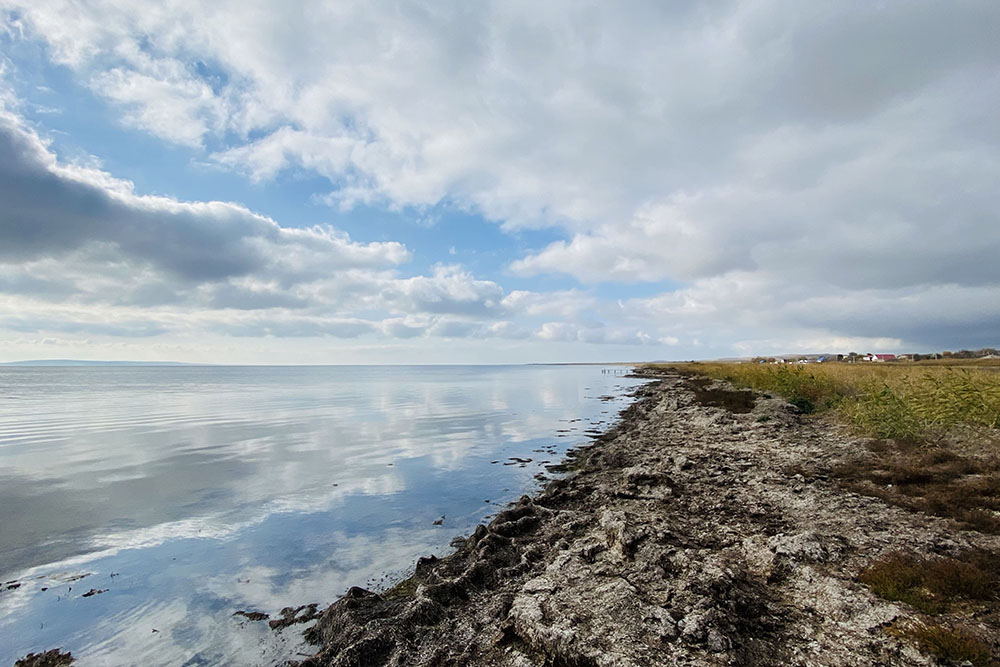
[{"xmin": 0, "ymin": 1, "xmax": 997, "ymax": 364}]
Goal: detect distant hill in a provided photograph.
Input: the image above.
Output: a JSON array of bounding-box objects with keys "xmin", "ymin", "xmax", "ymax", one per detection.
[{"xmin": 0, "ymin": 359, "xmax": 194, "ymax": 366}]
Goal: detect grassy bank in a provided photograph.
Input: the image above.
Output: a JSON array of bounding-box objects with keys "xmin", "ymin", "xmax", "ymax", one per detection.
[
  {"xmin": 646, "ymin": 361, "xmax": 1000, "ymax": 534},
  {"xmin": 649, "ymin": 361, "xmax": 1000, "ymax": 440},
  {"xmin": 648, "ymin": 361, "xmax": 1000, "ymax": 663}
]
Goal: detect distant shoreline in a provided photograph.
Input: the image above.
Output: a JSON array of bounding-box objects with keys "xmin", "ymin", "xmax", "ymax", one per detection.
[
  {"xmin": 0, "ymin": 360, "xmax": 643, "ymax": 367},
  {"xmin": 0, "ymin": 360, "xmax": 199, "ymax": 367}
]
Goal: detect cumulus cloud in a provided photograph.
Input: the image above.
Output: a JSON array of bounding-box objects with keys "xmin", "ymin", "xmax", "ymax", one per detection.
[
  {"xmin": 378, "ymin": 265, "xmax": 504, "ymax": 317},
  {"xmin": 1, "ymin": 1, "xmax": 998, "ymax": 358},
  {"xmin": 0, "ymin": 108, "xmax": 643, "ymax": 350},
  {"xmin": 0, "ymin": 108, "xmax": 513, "ymax": 343},
  {"xmin": 536, "ymin": 321, "xmax": 651, "ymax": 346},
  {"xmin": 0, "ymin": 109, "xmax": 409, "ymax": 287},
  {"xmin": 500, "ymin": 290, "xmax": 596, "ymax": 319}
]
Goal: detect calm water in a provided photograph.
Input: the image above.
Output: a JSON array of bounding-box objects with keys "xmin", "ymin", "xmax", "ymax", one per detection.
[{"xmin": 0, "ymin": 365, "xmax": 644, "ymax": 666}]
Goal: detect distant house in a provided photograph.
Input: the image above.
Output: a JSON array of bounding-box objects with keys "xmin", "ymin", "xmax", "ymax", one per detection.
[{"xmin": 864, "ymin": 354, "xmax": 897, "ymax": 362}]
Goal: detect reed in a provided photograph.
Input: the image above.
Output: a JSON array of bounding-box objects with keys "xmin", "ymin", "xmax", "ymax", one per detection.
[{"xmin": 651, "ymin": 362, "xmax": 1000, "ymax": 441}]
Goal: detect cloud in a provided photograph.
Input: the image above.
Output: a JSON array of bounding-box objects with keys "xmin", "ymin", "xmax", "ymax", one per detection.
[
  {"xmin": 782, "ymin": 285, "xmax": 1000, "ymax": 350},
  {"xmin": 377, "ymin": 265, "xmax": 504, "ymax": 317},
  {"xmin": 6, "ymin": 1, "xmax": 995, "ymax": 231},
  {"xmin": 9, "ymin": 2, "xmax": 995, "ymax": 275},
  {"xmin": 90, "ymin": 65, "xmax": 224, "ymax": 148},
  {"xmin": 0, "ymin": 107, "xmax": 529, "ymax": 344},
  {"xmin": 509, "ymin": 198, "xmax": 752, "ymax": 283},
  {"xmin": 212, "ymin": 127, "xmax": 355, "ymax": 182},
  {"xmin": 214, "ymin": 314, "xmax": 376, "ymax": 339},
  {"xmin": 0, "ymin": 109, "xmax": 409, "ymax": 289},
  {"xmin": 0, "ymin": 109, "xmax": 631, "ymax": 348},
  {"xmin": 500, "ymin": 290, "xmax": 596, "ymax": 319},
  {"xmin": 2, "ymin": 1, "xmax": 999, "ymax": 358},
  {"xmin": 536, "ymin": 321, "xmax": 651, "ymax": 346},
  {"xmin": 620, "ymin": 273, "xmax": 1000, "ymax": 353}
]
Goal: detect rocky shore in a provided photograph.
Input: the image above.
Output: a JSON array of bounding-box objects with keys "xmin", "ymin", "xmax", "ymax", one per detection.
[{"xmin": 286, "ymin": 369, "xmax": 1000, "ymax": 666}]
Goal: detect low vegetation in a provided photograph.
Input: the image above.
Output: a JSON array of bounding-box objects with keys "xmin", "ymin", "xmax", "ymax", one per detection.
[
  {"xmin": 383, "ymin": 574, "xmax": 419, "ymax": 600},
  {"xmin": 647, "ymin": 359, "xmax": 1000, "ymax": 662},
  {"xmin": 868, "ymin": 550, "xmax": 999, "ymax": 664},
  {"xmin": 831, "ymin": 439, "xmax": 1000, "ymax": 533},
  {"xmin": 859, "ymin": 550, "xmax": 998, "ymax": 615},
  {"xmin": 650, "ymin": 361, "xmax": 1000, "ymax": 533},
  {"xmin": 653, "ymin": 361, "xmax": 1000, "ymax": 439},
  {"xmin": 890, "ymin": 622, "xmax": 994, "ymax": 666}
]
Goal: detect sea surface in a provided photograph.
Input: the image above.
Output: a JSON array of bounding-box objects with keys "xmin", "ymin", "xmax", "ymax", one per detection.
[{"xmin": 0, "ymin": 365, "xmax": 645, "ymax": 666}]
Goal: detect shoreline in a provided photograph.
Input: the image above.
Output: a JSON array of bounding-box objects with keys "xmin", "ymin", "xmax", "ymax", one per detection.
[
  {"xmin": 282, "ymin": 368, "xmax": 1000, "ymax": 666},
  {"xmin": 8, "ymin": 366, "xmax": 640, "ymax": 667}
]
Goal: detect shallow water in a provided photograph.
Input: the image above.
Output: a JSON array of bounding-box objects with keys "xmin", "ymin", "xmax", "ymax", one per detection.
[{"xmin": 0, "ymin": 365, "xmax": 644, "ymax": 666}]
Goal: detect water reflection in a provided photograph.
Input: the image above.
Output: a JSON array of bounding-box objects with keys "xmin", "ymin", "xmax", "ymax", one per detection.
[{"xmin": 0, "ymin": 365, "xmax": 645, "ymax": 665}]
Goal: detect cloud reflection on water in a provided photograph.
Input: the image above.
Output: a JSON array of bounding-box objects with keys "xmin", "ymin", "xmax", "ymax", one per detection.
[{"xmin": 0, "ymin": 366, "xmax": 644, "ymax": 665}]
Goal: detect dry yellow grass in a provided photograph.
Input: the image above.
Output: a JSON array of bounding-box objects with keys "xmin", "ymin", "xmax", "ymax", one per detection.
[
  {"xmin": 649, "ymin": 362, "xmax": 1000, "ymax": 440},
  {"xmin": 910, "ymin": 357, "xmax": 1000, "ymax": 367}
]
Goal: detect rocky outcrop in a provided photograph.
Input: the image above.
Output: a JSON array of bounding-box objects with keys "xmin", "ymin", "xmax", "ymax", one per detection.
[{"xmin": 288, "ymin": 371, "xmax": 1000, "ymax": 666}]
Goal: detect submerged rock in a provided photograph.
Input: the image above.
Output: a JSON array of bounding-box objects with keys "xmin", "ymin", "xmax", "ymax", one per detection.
[
  {"xmin": 233, "ymin": 610, "xmax": 270, "ymax": 622},
  {"xmin": 14, "ymin": 649, "xmax": 74, "ymax": 667}
]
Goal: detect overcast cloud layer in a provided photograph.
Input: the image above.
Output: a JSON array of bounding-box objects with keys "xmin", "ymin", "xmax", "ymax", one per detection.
[{"xmin": 0, "ymin": 1, "xmax": 998, "ymax": 363}]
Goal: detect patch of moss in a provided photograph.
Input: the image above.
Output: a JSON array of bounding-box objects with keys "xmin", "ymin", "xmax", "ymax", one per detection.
[{"xmin": 383, "ymin": 575, "xmax": 419, "ymax": 600}]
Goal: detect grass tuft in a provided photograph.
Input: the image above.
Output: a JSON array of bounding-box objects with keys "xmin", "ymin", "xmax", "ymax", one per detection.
[
  {"xmin": 859, "ymin": 551, "xmax": 999, "ymax": 615},
  {"xmin": 893, "ymin": 622, "xmax": 994, "ymax": 666}
]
